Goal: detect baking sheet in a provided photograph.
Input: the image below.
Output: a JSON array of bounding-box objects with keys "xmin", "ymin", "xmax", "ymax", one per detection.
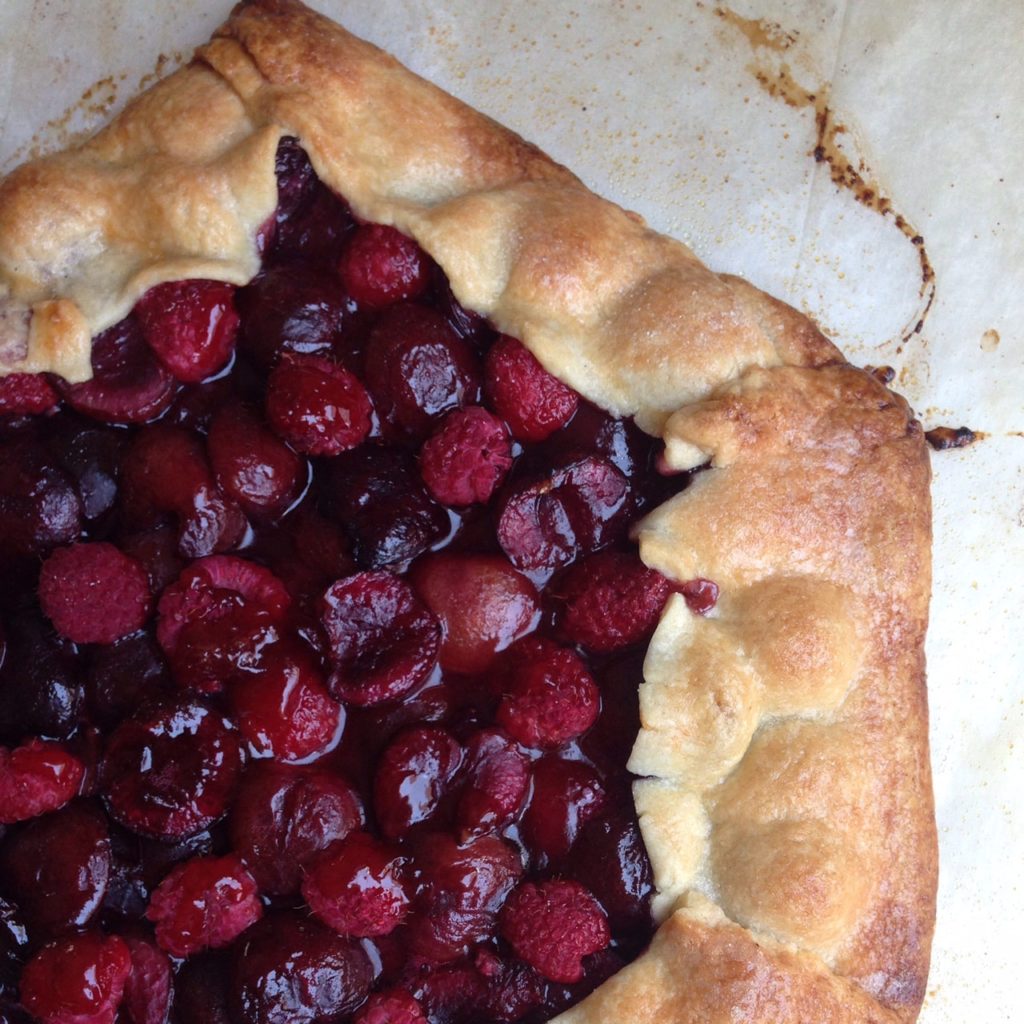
[{"xmin": 2, "ymin": 1, "xmax": 1022, "ymax": 1020}]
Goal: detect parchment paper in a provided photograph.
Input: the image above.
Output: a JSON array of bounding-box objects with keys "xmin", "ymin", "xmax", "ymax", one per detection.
[{"xmin": 2, "ymin": 2, "xmax": 1021, "ymax": 1020}]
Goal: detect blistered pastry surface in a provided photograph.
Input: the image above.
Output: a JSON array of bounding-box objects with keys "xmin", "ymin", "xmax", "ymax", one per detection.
[{"xmin": 0, "ymin": 1, "xmax": 935, "ymax": 1021}]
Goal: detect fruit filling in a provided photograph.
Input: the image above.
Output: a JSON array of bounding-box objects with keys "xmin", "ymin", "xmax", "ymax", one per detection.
[{"xmin": 0, "ymin": 138, "xmax": 712, "ymax": 1024}]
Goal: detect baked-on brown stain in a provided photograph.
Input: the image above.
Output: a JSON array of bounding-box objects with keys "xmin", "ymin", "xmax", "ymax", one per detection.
[
  {"xmin": 714, "ymin": 7, "xmax": 936, "ymax": 345},
  {"xmin": 924, "ymin": 426, "xmax": 978, "ymax": 451}
]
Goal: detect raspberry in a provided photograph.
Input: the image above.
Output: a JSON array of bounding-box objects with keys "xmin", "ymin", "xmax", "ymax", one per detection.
[
  {"xmin": 496, "ymin": 456, "xmax": 629, "ymax": 572},
  {"xmin": 320, "ymin": 572, "xmax": 441, "ymax": 706},
  {"xmin": 38, "ymin": 542, "xmax": 152, "ymax": 645},
  {"xmin": 680, "ymin": 577, "xmax": 720, "ymax": 615},
  {"xmin": 365, "ymin": 304, "xmax": 481, "ymax": 435},
  {"xmin": 147, "ymin": 854, "xmax": 262, "ymax": 957},
  {"xmin": 230, "ymin": 762, "xmax": 364, "ymax": 896},
  {"xmin": 0, "ymin": 373, "xmax": 59, "ymax": 417},
  {"xmin": 374, "ymin": 726, "xmax": 463, "ymax": 838},
  {"xmin": 407, "ymin": 833, "xmax": 523, "ymax": 962},
  {"xmin": 60, "ymin": 317, "xmax": 176, "ymax": 425},
  {"xmin": 556, "ymin": 550, "xmax": 672, "ymax": 651},
  {"xmin": 339, "ymin": 224, "xmax": 430, "ymax": 308},
  {"xmin": 20, "ymin": 932, "xmax": 131, "ymax": 1024},
  {"xmin": 499, "ymin": 880, "xmax": 610, "ymax": 983},
  {"xmin": 484, "ymin": 335, "xmax": 579, "ymax": 442},
  {"xmin": 302, "ymin": 832, "xmax": 409, "ymax": 937},
  {"xmin": 354, "ymin": 989, "xmax": 426, "ymax": 1024},
  {"xmin": 496, "ymin": 638, "xmax": 600, "ymax": 749},
  {"xmin": 266, "ymin": 354, "xmax": 373, "ymax": 456},
  {"xmin": 409, "ymin": 553, "xmax": 539, "ymax": 675},
  {"xmin": 522, "ymin": 758, "xmax": 606, "ymax": 865},
  {"xmin": 419, "ymin": 407, "xmax": 512, "ymax": 506},
  {"xmin": 0, "ymin": 739, "xmax": 83, "ymax": 824},
  {"xmin": 135, "ymin": 279, "xmax": 240, "ymax": 383},
  {"xmin": 207, "ymin": 401, "xmax": 305, "ymax": 518},
  {"xmin": 101, "ymin": 698, "xmax": 244, "ymax": 839},
  {"xmin": 456, "ymin": 729, "xmax": 530, "ymax": 837},
  {"xmin": 122, "ymin": 935, "xmax": 173, "ymax": 1024},
  {"xmin": 229, "ymin": 647, "xmax": 343, "ymax": 762},
  {"xmin": 156, "ymin": 556, "xmax": 290, "ymax": 655}
]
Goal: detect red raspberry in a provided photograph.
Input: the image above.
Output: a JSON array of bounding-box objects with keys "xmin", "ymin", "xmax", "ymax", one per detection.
[
  {"xmin": 146, "ymin": 853, "xmax": 262, "ymax": 957},
  {"xmin": 302, "ymin": 832, "xmax": 409, "ymax": 937},
  {"xmin": 365, "ymin": 304, "xmax": 481, "ymax": 435},
  {"xmin": 419, "ymin": 407, "xmax": 512, "ymax": 506},
  {"xmin": 496, "ymin": 638, "xmax": 600, "ymax": 749},
  {"xmin": 135, "ymin": 279, "xmax": 240, "ymax": 383},
  {"xmin": 230, "ymin": 762, "xmax": 364, "ymax": 896},
  {"xmin": 0, "ymin": 739, "xmax": 83, "ymax": 824},
  {"xmin": 207, "ymin": 401, "xmax": 305, "ymax": 518},
  {"xmin": 680, "ymin": 577, "xmax": 720, "ymax": 615},
  {"xmin": 499, "ymin": 880, "xmax": 610, "ymax": 983},
  {"xmin": 320, "ymin": 572, "xmax": 441, "ymax": 706},
  {"xmin": 354, "ymin": 989, "xmax": 426, "ymax": 1024},
  {"xmin": 456, "ymin": 729, "xmax": 530, "ymax": 837},
  {"xmin": 38, "ymin": 542, "xmax": 151, "ymax": 645},
  {"xmin": 156, "ymin": 555, "xmax": 291, "ymax": 654},
  {"xmin": 20, "ymin": 931, "xmax": 132, "ymax": 1024},
  {"xmin": 266, "ymin": 354, "xmax": 373, "ymax": 456},
  {"xmin": 556, "ymin": 550, "xmax": 672, "ymax": 652},
  {"xmin": 230, "ymin": 647, "xmax": 343, "ymax": 762},
  {"xmin": 0, "ymin": 372, "xmax": 59, "ymax": 416},
  {"xmin": 409, "ymin": 553, "xmax": 539, "ymax": 675},
  {"xmin": 60, "ymin": 318, "xmax": 176, "ymax": 425},
  {"xmin": 339, "ymin": 224, "xmax": 430, "ymax": 308},
  {"xmin": 374, "ymin": 726, "xmax": 463, "ymax": 838},
  {"xmin": 484, "ymin": 335, "xmax": 579, "ymax": 442},
  {"xmin": 122, "ymin": 935, "xmax": 173, "ymax": 1024}
]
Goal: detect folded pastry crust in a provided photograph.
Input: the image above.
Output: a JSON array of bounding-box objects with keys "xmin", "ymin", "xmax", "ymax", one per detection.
[{"xmin": 0, "ymin": 1, "xmax": 936, "ymax": 1021}]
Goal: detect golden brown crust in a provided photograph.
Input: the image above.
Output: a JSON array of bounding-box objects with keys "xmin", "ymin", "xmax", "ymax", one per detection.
[{"xmin": 0, "ymin": 1, "xmax": 936, "ymax": 1021}]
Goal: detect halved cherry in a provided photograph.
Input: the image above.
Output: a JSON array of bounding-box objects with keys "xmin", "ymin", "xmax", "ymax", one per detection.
[
  {"xmin": 456, "ymin": 729, "xmax": 531, "ymax": 838},
  {"xmin": 522, "ymin": 758, "xmax": 606, "ymax": 866},
  {"xmin": 230, "ymin": 761, "xmax": 364, "ymax": 896},
  {"xmin": 320, "ymin": 571, "xmax": 441, "ymax": 706},
  {"xmin": 409, "ymin": 553, "xmax": 539, "ymax": 675},
  {"xmin": 61, "ymin": 317, "xmax": 176, "ymax": 424},
  {"xmin": 497, "ymin": 455, "xmax": 630, "ymax": 572},
  {"xmin": 365, "ymin": 304, "xmax": 480, "ymax": 435},
  {"xmin": 101, "ymin": 698, "xmax": 243, "ymax": 839}
]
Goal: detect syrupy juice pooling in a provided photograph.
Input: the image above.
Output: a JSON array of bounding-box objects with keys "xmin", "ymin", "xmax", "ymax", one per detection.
[{"xmin": 0, "ymin": 138, "xmax": 705, "ymax": 1024}]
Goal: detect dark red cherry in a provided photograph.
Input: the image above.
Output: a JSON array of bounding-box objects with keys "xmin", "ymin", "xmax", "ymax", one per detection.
[
  {"xmin": 324, "ymin": 443, "xmax": 449, "ymax": 570},
  {"xmin": 522, "ymin": 758, "xmax": 606, "ymax": 866},
  {"xmin": 101, "ymin": 698, "xmax": 244, "ymax": 839},
  {"xmin": 572, "ymin": 812, "xmax": 654, "ymax": 936},
  {"xmin": 365, "ymin": 304, "xmax": 480, "ymax": 435},
  {"xmin": 496, "ymin": 456, "xmax": 629, "ymax": 572},
  {"xmin": 87, "ymin": 632, "xmax": 172, "ymax": 730},
  {"xmin": 407, "ymin": 833, "xmax": 523, "ymax": 962},
  {"xmin": 270, "ymin": 181, "xmax": 355, "ymax": 265},
  {"xmin": 208, "ymin": 401, "xmax": 305, "ymax": 518},
  {"xmin": 321, "ymin": 572, "xmax": 441, "ymax": 707},
  {"xmin": 237, "ymin": 265, "xmax": 354, "ymax": 368},
  {"xmin": 60, "ymin": 317, "xmax": 176, "ymax": 424},
  {"xmin": 0, "ymin": 896, "xmax": 27, "ymax": 1001},
  {"xmin": 172, "ymin": 953, "xmax": 232, "ymax": 1024},
  {"xmin": 55, "ymin": 423, "xmax": 124, "ymax": 522},
  {"xmin": 0, "ymin": 800, "xmax": 110, "ymax": 942},
  {"xmin": 0, "ymin": 441, "xmax": 82, "ymax": 562},
  {"xmin": 229, "ymin": 912, "xmax": 373, "ymax": 1024},
  {"xmin": 272, "ymin": 138, "xmax": 318, "ymax": 227},
  {"xmin": 230, "ymin": 761, "xmax": 363, "ymax": 896},
  {"xmin": 374, "ymin": 726, "xmax": 463, "ymax": 838}
]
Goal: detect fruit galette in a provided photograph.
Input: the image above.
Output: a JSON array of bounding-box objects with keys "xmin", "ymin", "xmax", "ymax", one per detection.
[{"xmin": 0, "ymin": 2, "xmax": 936, "ymax": 1023}]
